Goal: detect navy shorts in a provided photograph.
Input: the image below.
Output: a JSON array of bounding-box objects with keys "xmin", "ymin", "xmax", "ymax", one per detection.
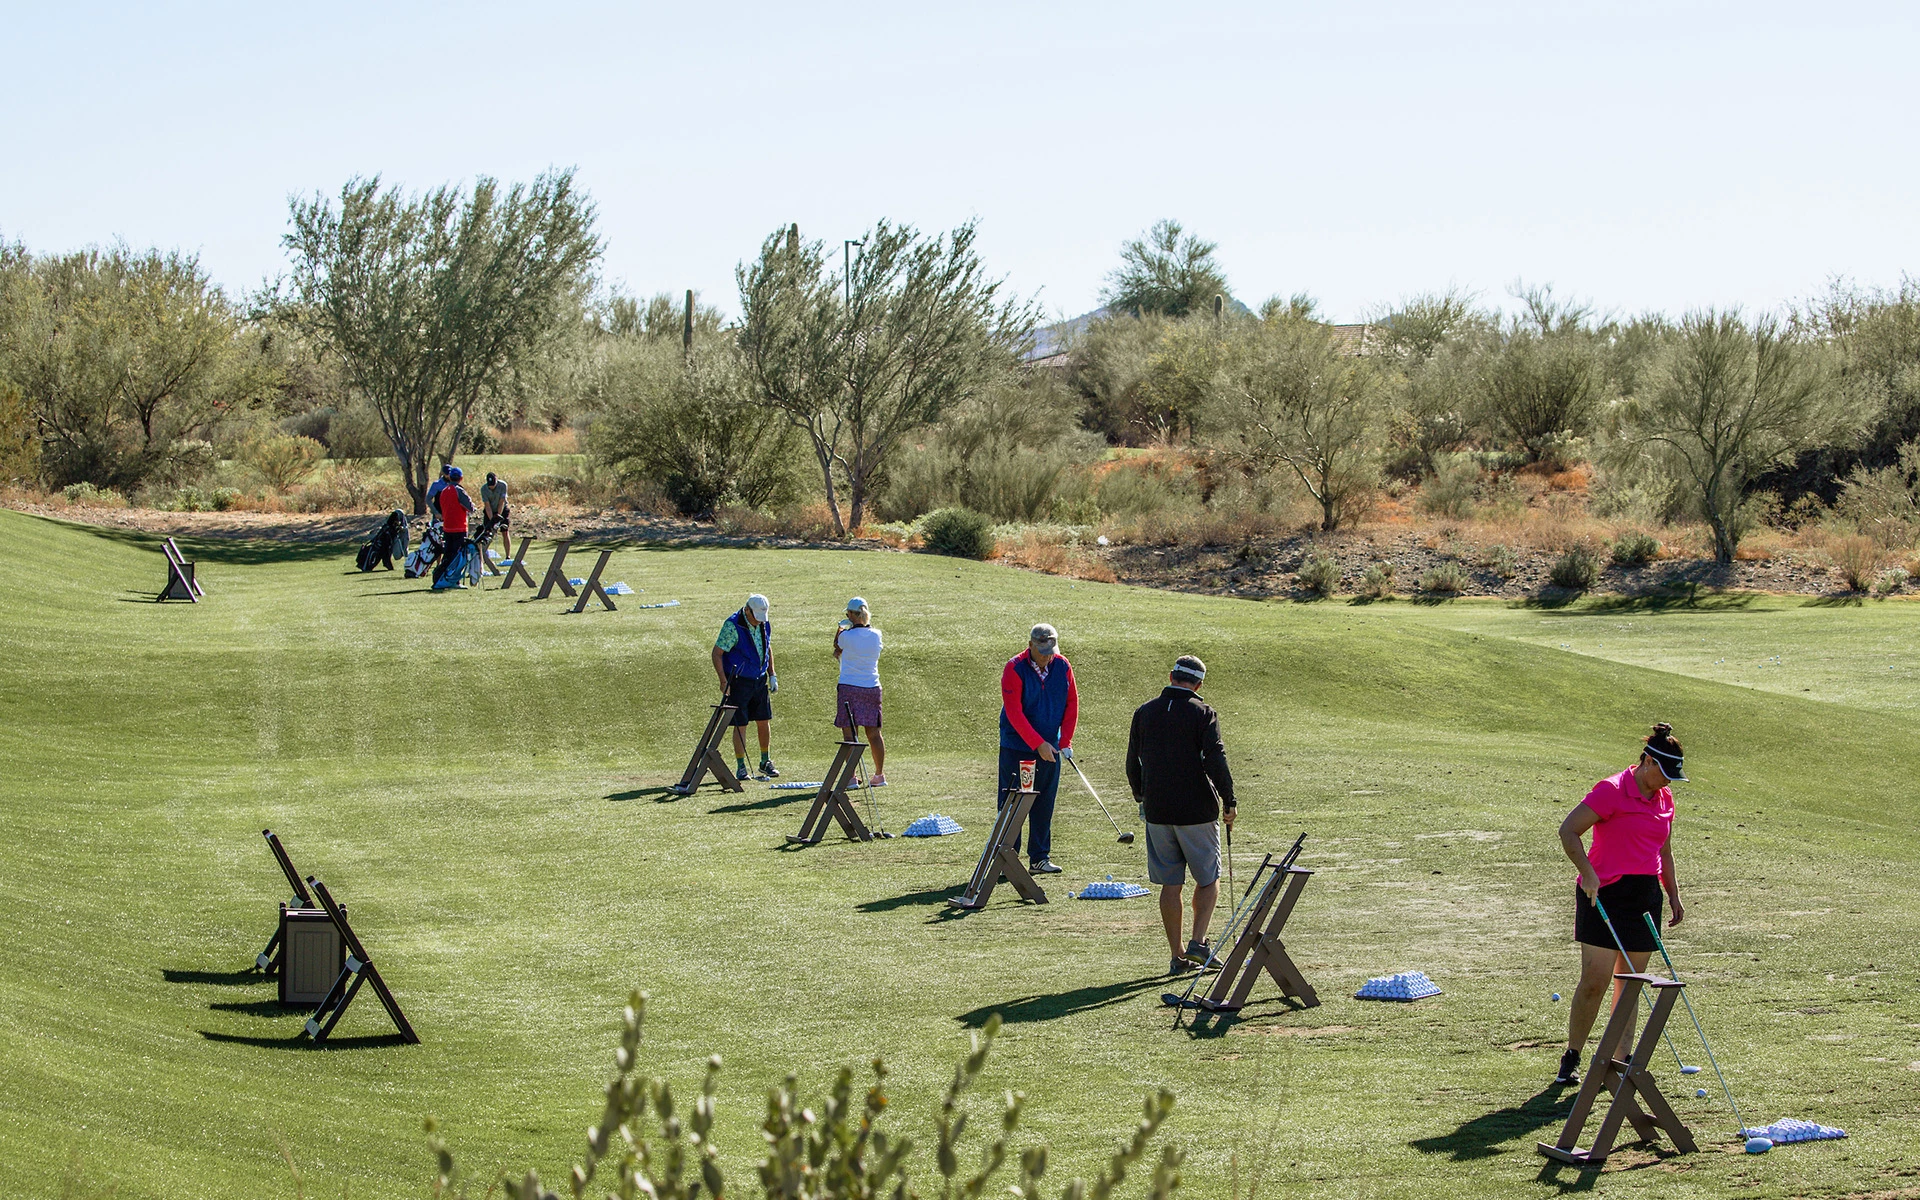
[{"xmin": 726, "ymin": 676, "xmax": 773, "ymax": 725}]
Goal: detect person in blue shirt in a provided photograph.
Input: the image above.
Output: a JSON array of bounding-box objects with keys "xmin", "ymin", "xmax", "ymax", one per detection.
[{"xmin": 711, "ymin": 593, "xmax": 779, "ymax": 780}]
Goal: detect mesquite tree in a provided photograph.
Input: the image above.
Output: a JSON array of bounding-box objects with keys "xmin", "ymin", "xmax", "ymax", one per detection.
[
  {"xmin": 1212, "ymin": 314, "xmax": 1386, "ymax": 531},
  {"xmin": 1632, "ymin": 310, "xmax": 1832, "ymax": 562},
  {"xmin": 737, "ymin": 220, "xmax": 1034, "ymax": 537},
  {"xmin": 280, "ymin": 172, "xmax": 599, "ymax": 513}
]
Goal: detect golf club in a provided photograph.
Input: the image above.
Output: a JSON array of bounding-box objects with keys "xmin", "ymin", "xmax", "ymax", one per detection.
[
  {"xmin": 1590, "ymin": 896, "xmax": 1692, "ymax": 1075},
  {"xmin": 1642, "ymin": 911, "xmax": 1749, "ymax": 1135},
  {"xmin": 844, "ymin": 700, "xmax": 891, "ymax": 838},
  {"xmin": 1166, "ymin": 833, "xmax": 1306, "ymax": 1028},
  {"xmin": 1062, "ymin": 749, "xmax": 1135, "ymax": 844}
]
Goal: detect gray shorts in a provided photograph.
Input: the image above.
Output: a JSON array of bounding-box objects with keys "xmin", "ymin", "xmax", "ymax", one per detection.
[{"xmin": 1144, "ymin": 820, "xmax": 1221, "ymax": 887}]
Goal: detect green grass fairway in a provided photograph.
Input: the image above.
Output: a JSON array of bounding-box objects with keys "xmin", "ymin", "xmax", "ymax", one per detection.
[{"xmin": 3, "ymin": 508, "xmax": 1916, "ymax": 1199}]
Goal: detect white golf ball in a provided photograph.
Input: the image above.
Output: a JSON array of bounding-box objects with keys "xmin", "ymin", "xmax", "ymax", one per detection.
[
  {"xmin": 1696, "ymin": 1089, "xmax": 1708, "ymax": 1098},
  {"xmin": 1551, "ymin": 993, "xmax": 1561, "ymax": 1002},
  {"xmin": 1106, "ymin": 874, "xmax": 1113, "ymax": 881}
]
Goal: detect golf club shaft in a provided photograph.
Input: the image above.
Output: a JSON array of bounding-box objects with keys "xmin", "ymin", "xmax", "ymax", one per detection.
[
  {"xmin": 844, "ymin": 701, "xmax": 880, "ymax": 832},
  {"xmin": 1065, "ymin": 752, "xmax": 1129, "ymax": 839},
  {"xmin": 1172, "ymin": 852, "xmax": 1284, "ymax": 1026},
  {"xmin": 1641, "ymin": 911, "xmax": 1748, "ymax": 1134},
  {"xmin": 1591, "ymin": 897, "xmax": 1690, "ymax": 1074}
]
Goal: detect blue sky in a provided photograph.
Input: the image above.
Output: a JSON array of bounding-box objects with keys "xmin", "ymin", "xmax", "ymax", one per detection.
[{"xmin": 3, "ymin": 1, "xmax": 1915, "ymax": 323}]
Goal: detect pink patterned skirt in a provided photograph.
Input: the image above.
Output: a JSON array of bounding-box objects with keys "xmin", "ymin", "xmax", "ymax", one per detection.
[{"xmin": 834, "ymin": 683, "xmax": 883, "ymax": 728}]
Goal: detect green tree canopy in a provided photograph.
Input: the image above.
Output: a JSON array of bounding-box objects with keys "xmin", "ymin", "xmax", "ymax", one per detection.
[
  {"xmin": 279, "ymin": 171, "xmax": 600, "ymax": 512},
  {"xmin": 1101, "ymin": 220, "xmax": 1228, "ymax": 319},
  {"xmin": 0, "ymin": 242, "xmax": 270, "ymax": 491},
  {"xmin": 738, "ymin": 219, "xmax": 1034, "ymax": 536}
]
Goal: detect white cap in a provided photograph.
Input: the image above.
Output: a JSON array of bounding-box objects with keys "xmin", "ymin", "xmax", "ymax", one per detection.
[
  {"xmin": 746, "ymin": 593, "xmax": 769, "ymax": 619},
  {"xmin": 847, "ymin": 596, "xmax": 869, "ymax": 612}
]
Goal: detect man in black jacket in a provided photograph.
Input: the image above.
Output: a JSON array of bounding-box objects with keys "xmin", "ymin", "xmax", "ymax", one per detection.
[{"xmin": 1126, "ymin": 655, "xmax": 1236, "ymax": 976}]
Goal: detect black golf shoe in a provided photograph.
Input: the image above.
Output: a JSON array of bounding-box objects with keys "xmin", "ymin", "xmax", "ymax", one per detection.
[
  {"xmin": 1030, "ymin": 859, "xmax": 1063, "ymax": 874},
  {"xmin": 1555, "ymin": 1048, "xmax": 1581, "ymax": 1085}
]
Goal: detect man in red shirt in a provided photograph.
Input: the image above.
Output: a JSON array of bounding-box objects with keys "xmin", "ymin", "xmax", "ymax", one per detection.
[
  {"xmin": 433, "ymin": 465, "xmax": 476, "ymax": 588},
  {"xmin": 998, "ymin": 622, "xmax": 1078, "ymax": 873}
]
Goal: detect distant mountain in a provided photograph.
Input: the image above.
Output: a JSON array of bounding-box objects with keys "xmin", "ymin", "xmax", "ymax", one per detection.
[{"xmin": 1025, "ymin": 297, "xmax": 1256, "ymax": 362}]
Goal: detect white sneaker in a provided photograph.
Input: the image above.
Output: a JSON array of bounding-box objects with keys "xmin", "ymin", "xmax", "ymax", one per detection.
[{"xmin": 869, "ymin": 774, "xmax": 888, "ymax": 787}]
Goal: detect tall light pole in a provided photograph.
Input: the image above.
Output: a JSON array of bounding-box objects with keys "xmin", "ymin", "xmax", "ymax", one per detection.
[{"xmin": 843, "ymin": 238, "xmax": 865, "ymax": 307}]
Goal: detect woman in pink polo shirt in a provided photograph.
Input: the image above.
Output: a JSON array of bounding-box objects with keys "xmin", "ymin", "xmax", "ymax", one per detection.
[{"xmin": 1553, "ymin": 723, "xmax": 1688, "ymax": 1086}]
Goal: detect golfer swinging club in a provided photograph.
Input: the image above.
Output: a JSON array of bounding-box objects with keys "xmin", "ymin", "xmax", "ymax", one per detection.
[
  {"xmin": 1126, "ymin": 655, "xmax": 1236, "ymax": 976},
  {"xmin": 833, "ymin": 597, "xmax": 886, "ymax": 787},
  {"xmin": 997, "ymin": 623, "xmax": 1078, "ymax": 875},
  {"xmin": 712, "ymin": 593, "xmax": 780, "ymax": 781},
  {"xmin": 1554, "ymin": 722, "xmax": 1688, "ymax": 1086}
]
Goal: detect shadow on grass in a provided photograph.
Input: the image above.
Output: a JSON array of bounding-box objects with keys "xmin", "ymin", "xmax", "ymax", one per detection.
[
  {"xmin": 56, "ymin": 517, "xmax": 357, "ymax": 565},
  {"xmin": 1802, "ymin": 594, "xmax": 1865, "ymax": 608},
  {"xmin": 956, "ymin": 974, "xmax": 1169, "ymax": 1027},
  {"xmin": 209, "ymin": 999, "xmax": 304, "ymax": 1017},
  {"xmin": 1175, "ymin": 995, "xmax": 1314, "ymax": 1039},
  {"xmin": 163, "ymin": 968, "xmax": 265, "ymax": 986},
  {"xmin": 606, "ymin": 786, "xmax": 685, "ymax": 803},
  {"xmin": 199, "ymin": 1030, "xmax": 413, "ymax": 1050},
  {"xmin": 1409, "ymin": 1084, "xmax": 1572, "ymax": 1161},
  {"xmin": 857, "ymin": 886, "xmax": 961, "ymax": 913},
  {"xmin": 710, "ymin": 791, "xmax": 811, "ymax": 814},
  {"xmin": 1528, "ymin": 584, "xmax": 1763, "ymax": 614}
]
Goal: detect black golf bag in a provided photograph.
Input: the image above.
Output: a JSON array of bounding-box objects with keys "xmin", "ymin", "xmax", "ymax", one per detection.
[
  {"xmin": 403, "ymin": 523, "xmax": 444, "ymax": 579},
  {"xmin": 356, "ymin": 510, "xmax": 410, "ymax": 572}
]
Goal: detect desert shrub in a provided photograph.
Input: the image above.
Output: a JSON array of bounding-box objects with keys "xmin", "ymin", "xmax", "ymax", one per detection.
[
  {"xmin": 324, "ymin": 402, "xmax": 389, "ymax": 459},
  {"xmin": 1549, "ymin": 544, "xmax": 1603, "ymax": 590},
  {"xmin": 1416, "ymin": 458, "xmax": 1479, "ymax": 519},
  {"xmin": 1610, "ymin": 531, "xmax": 1661, "ymax": 566},
  {"xmin": 210, "ymin": 486, "xmax": 243, "ymax": 511},
  {"xmin": 59, "ymin": 481, "xmax": 127, "ymax": 507},
  {"xmin": 1481, "ymin": 543, "xmax": 1519, "ymax": 579},
  {"xmin": 1094, "ymin": 459, "xmax": 1200, "ymax": 518},
  {"xmin": 170, "ymin": 486, "xmax": 210, "ymax": 512},
  {"xmin": 1835, "ymin": 440, "xmax": 1920, "ymax": 550},
  {"xmin": 1296, "ymin": 550, "xmax": 1340, "ymax": 597},
  {"xmin": 299, "ymin": 461, "xmax": 405, "ymax": 512},
  {"xmin": 1359, "ymin": 560, "xmax": 1397, "ymax": 599},
  {"xmin": 425, "ymin": 994, "xmax": 1181, "ymax": 1200},
  {"xmin": 1830, "ymin": 534, "xmax": 1879, "ymax": 592},
  {"xmin": 920, "ymin": 507, "xmax": 996, "ymax": 559},
  {"xmin": 246, "ymin": 434, "xmax": 323, "ymax": 490},
  {"xmin": 0, "ymin": 382, "xmax": 41, "ymax": 487},
  {"xmin": 1420, "ymin": 561, "xmax": 1470, "ymax": 595},
  {"xmin": 462, "ymin": 425, "xmax": 502, "ymax": 454},
  {"xmin": 1871, "ymin": 567, "xmax": 1909, "ymax": 598}
]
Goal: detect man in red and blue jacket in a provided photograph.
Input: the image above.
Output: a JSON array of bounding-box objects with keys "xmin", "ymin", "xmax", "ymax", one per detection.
[{"xmin": 999, "ymin": 622, "xmax": 1078, "ymax": 873}]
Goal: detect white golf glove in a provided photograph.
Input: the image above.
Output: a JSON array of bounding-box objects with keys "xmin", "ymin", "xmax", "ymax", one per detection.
[{"xmin": 769, "ymin": 673, "xmax": 779, "ymax": 694}]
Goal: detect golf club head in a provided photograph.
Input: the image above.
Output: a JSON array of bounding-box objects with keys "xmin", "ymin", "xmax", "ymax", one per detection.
[{"xmin": 1118, "ymin": 831, "xmax": 1135, "ymax": 844}]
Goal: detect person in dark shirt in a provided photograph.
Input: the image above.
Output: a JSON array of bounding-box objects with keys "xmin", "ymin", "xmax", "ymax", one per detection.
[{"xmin": 1126, "ymin": 655, "xmax": 1236, "ymax": 976}]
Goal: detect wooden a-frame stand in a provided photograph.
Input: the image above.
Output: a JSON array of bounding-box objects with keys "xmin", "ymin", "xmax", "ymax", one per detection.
[
  {"xmin": 498, "ymin": 536, "xmax": 538, "ymax": 590},
  {"xmin": 1196, "ymin": 863, "xmax": 1319, "ymax": 1012},
  {"xmin": 947, "ymin": 788, "xmax": 1048, "ymax": 909},
  {"xmin": 302, "ymin": 877, "xmax": 420, "ymax": 1045},
  {"xmin": 567, "ymin": 549, "xmax": 617, "ymax": 612},
  {"xmin": 787, "ymin": 736, "xmax": 872, "ymax": 844},
  {"xmin": 532, "ymin": 537, "xmax": 577, "ymax": 599},
  {"xmin": 253, "ymin": 828, "xmax": 315, "ymax": 973},
  {"xmin": 159, "ymin": 537, "xmax": 202, "ymax": 602},
  {"xmin": 670, "ymin": 703, "xmax": 745, "ymax": 795},
  {"xmin": 1538, "ymin": 974, "xmax": 1696, "ymax": 1165}
]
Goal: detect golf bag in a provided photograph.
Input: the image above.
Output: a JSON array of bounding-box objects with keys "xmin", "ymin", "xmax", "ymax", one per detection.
[
  {"xmin": 431, "ymin": 539, "xmax": 474, "ymax": 590},
  {"xmin": 403, "ymin": 523, "xmax": 444, "ymax": 579},
  {"xmin": 356, "ymin": 510, "xmax": 410, "ymax": 572}
]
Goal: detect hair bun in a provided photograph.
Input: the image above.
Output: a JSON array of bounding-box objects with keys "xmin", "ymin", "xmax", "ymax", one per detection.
[{"xmin": 1651, "ymin": 722, "xmax": 1673, "ymax": 737}]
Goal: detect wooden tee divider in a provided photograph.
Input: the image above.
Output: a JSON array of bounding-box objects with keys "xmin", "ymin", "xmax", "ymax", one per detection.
[
  {"xmin": 670, "ymin": 704, "xmax": 745, "ymax": 795},
  {"xmin": 302, "ymin": 876, "xmax": 420, "ymax": 1045},
  {"xmin": 1196, "ymin": 863, "xmax": 1320, "ymax": 1013},
  {"xmin": 787, "ymin": 736, "xmax": 873, "ymax": 844},
  {"xmin": 158, "ymin": 537, "xmax": 201, "ymax": 602},
  {"xmin": 1538, "ymin": 973, "xmax": 1696, "ymax": 1165},
  {"xmin": 947, "ymin": 788, "xmax": 1047, "ymax": 909},
  {"xmin": 252, "ymin": 828, "xmax": 314, "ymax": 974}
]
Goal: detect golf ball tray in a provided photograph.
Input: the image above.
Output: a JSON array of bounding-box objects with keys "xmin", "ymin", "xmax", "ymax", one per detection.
[
  {"xmin": 1354, "ymin": 971, "xmax": 1442, "ymax": 1001},
  {"xmin": 902, "ymin": 813, "xmax": 964, "ymax": 837},
  {"xmin": 1741, "ymin": 1118, "xmax": 1846, "ymax": 1144},
  {"xmin": 1074, "ymin": 880, "xmax": 1149, "ymax": 899}
]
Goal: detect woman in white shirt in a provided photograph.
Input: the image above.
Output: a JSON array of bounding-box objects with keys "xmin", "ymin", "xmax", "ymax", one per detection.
[{"xmin": 833, "ymin": 596, "xmax": 886, "ymax": 785}]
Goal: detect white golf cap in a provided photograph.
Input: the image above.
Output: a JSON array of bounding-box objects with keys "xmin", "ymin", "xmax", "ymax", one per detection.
[
  {"xmin": 746, "ymin": 593, "xmax": 769, "ymax": 618},
  {"xmin": 847, "ymin": 596, "xmax": 869, "ymax": 612}
]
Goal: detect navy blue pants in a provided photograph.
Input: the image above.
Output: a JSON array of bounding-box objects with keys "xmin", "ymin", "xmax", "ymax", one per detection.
[{"xmin": 997, "ymin": 746, "xmax": 1061, "ymax": 864}]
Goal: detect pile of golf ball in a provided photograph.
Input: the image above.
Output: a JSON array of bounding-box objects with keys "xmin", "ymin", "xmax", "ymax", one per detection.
[
  {"xmin": 1741, "ymin": 1118, "xmax": 1847, "ymax": 1144},
  {"xmin": 1074, "ymin": 880, "xmax": 1149, "ymax": 899},
  {"xmin": 902, "ymin": 813, "xmax": 964, "ymax": 837},
  {"xmin": 1354, "ymin": 971, "xmax": 1442, "ymax": 1001}
]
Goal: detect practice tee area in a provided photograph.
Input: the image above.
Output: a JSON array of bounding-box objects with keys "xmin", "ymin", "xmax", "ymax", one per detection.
[{"xmin": 0, "ymin": 507, "xmax": 1914, "ymax": 1199}]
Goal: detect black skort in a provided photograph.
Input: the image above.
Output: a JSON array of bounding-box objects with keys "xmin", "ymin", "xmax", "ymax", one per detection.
[
  {"xmin": 1574, "ymin": 873, "xmax": 1663, "ymax": 952},
  {"xmin": 725, "ymin": 675, "xmax": 773, "ymax": 726}
]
